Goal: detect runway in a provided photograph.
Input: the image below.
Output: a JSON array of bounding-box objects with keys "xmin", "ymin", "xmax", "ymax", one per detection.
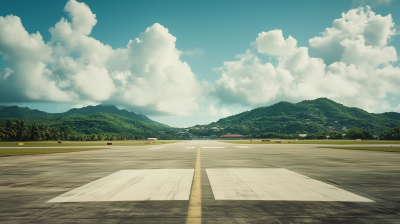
[{"xmin": 0, "ymin": 141, "xmax": 399, "ymax": 223}]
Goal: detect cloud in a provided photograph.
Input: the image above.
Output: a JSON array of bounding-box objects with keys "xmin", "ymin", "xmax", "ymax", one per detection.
[
  {"xmin": 254, "ymin": 30, "xmax": 297, "ymax": 56},
  {"xmin": 309, "ymin": 6, "xmax": 395, "ymax": 65},
  {"xmin": 213, "ymin": 6, "xmax": 400, "ymax": 113},
  {"xmin": 0, "ymin": 0, "xmax": 202, "ymax": 116},
  {"xmin": 354, "ymin": 0, "xmax": 393, "ymax": 7},
  {"xmin": 0, "ymin": 14, "xmax": 75, "ymax": 102},
  {"xmin": 206, "ymin": 104, "xmax": 231, "ymax": 118}
]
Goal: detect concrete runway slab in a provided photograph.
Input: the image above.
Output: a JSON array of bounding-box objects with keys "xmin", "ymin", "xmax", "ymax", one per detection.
[
  {"xmin": 1, "ymin": 140, "xmax": 399, "ymax": 223},
  {"xmin": 206, "ymin": 168, "xmax": 373, "ymax": 201},
  {"xmin": 49, "ymin": 169, "xmax": 194, "ymax": 202}
]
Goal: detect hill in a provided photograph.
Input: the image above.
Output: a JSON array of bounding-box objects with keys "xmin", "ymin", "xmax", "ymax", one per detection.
[
  {"xmin": 0, "ymin": 104, "xmax": 164, "ymax": 126},
  {"xmin": 55, "ymin": 104, "xmax": 164, "ymax": 126},
  {"xmin": 189, "ymin": 98, "xmax": 400, "ymax": 136},
  {"xmin": 14, "ymin": 112, "xmax": 175, "ymax": 136},
  {"xmin": 0, "ymin": 106, "xmax": 52, "ymax": 118}
]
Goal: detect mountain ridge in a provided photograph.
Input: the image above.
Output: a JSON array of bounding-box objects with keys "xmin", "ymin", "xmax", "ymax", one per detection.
[
  {"xmin": 0, "ymin": 104, "xmax": 165, "ymax": 126},
  {"xmin": 190, "ymin": 98, "xmax": 400, "ymax": 135}
]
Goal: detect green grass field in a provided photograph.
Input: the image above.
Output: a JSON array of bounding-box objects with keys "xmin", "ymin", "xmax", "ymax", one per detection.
[
  {"xmin": 0, "ymin": 140, "xmax": 181, "ymax": 147},
  {"xmin": 0, "ymin": 147, "xmax": 108, "ymax": 157},
  {"xmin": 220, "ymin": 140, "xmax": 400, "ymax": 144},
  {"xmin": 317, "ymin": 146, "xmax": 400, "ymax": 152}
]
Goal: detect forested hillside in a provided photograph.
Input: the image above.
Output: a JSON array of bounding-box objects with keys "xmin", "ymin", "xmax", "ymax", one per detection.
[
  {"xmin": 189, "ymin": 98, "xmax": 400, "ymax": 136},
  {"xmin": 12, "ymin": 113, "xmax": 173, "ymax": 136},
  {"xmin": 55, "ymin": 105, "xmax": 164, "ymax": 126},
  {"xmin": 2, "ymin": 98, "xmax": 399, "ymax": 139},
  {"xmin": 0, "ymin": 106, "xmax": 51, "ymax": 118},
  {"xmin": 0, "ymin": 104, "xmax": 164, "ymax": 126}
]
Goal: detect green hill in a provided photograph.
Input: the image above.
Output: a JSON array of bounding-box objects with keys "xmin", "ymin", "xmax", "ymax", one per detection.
[
  {"xmin": 55, "ymin": 104, "xmax": 164, "ymax": 126},
  {"xmin": 0, "ymin": 104, "xmax": 164, "ymax": 126},
  {"xmin": 190, "ymin": 98, "xmax": 400, "ymax": 136},
  {"xmin": 15, "ymin": 112, "xmax": 173, "ymax": 136},
  {"xmin": 0, "ymin": 106, "xmax": 51, "ymax": 118}
]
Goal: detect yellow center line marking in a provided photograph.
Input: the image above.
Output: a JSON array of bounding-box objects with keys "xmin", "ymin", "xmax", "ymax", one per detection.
[{"xmin": 186, "ymin": 144, "xmax": 201, "ymax": 224}]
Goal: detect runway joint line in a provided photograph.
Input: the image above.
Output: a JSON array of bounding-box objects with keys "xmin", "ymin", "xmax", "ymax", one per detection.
[{"xmin": 186, "ymin": 144, "xmax": 201, "ymax": 224}]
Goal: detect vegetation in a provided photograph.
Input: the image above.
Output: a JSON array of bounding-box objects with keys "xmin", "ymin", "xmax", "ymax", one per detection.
[
  {"xmin": 345, "ymin": 128, "xmax": 374, "ymax": 139},
  {"xmin": 246, "ymin": 131, "xmax": 345, "ymax": 139},
  {"xmin": 379, "ymin": 126, "xmax": 400, "ymax": 140},
  {"xmin": 0, "ymin": 140, "xmax": 180, "ymax": 147},
  {"xmin": 0, "ymin": 116, "xmax": 187, "ymax": 141},
  {"xmin": 54, "ymin": 104, "xmax": 165, "ymax": 126},
  {"xmin": 220, "ymin": 140, "xmax": 400, "ymax": 144},
  {"xmin": 0, "ymin": 104, "xmax": 164, "ymax": 126},
  {"xmin": 1, "ymin": 99, "xmax": 399, "ymax": 142},
  {"xmin": 0, "ymin": 106, "xmax": 51, "ymax": 118},
  {"xmin": 189, "ymin": 98, "xmax": 400, "ymax": 136},
  {"xmin": 317, "ymin": 146, "xmax": 400, "ymax": 153},
  {"xmin": 0, "ymin": 119, "xmax": 72, "ymax": 141},
  {"xmin": 0, "ymin": 147, "xmax": 107, "ymax": 157}
]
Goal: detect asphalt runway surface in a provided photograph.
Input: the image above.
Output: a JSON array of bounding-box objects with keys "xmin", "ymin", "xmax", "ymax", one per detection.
[{"xmin": 0, "ymin": 141, "xmax": 399, "ymax": 223}]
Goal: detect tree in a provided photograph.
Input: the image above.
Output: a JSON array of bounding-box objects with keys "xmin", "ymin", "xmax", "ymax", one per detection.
[
  {"xmin": 15, "ymin": 120, "xmax": 28, "ymax": 141},
  {"xmin": 380, "ymin": 126, "xmax": 400, "ymax": 140},
  {"xmin": 346, "ymin": 128, "xmax": 373, "ymax": 139},
  {"xmin": 5, "ymin": 119, "xmax": 16, "ymax": 140},
  {"xmin": 90, "ymin": 134, "xmax": 98, "ymax": 141},
  {"xmin": 30, "ymin": 123, "xmax": 41, "ymax": 141}
]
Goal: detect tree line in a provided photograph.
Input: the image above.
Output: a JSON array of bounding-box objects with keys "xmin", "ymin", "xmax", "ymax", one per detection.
[
  {"xmin": 1, "ymin": 118, "xmax": 399, "ymax": 141},
  {"xmin": 380, "ymin": 126, "xmax": 400, "ymax": 140},
  {"xmin": 0, "ymin": 119, "xmax": 177, "ymax": 141},
  {"xmin": 247, "ymin": 127, "xmax": 400, "ymax": 140},
  {"xmin": 0, "ymin": 119, "xmax": 71, "ymax": 141}
]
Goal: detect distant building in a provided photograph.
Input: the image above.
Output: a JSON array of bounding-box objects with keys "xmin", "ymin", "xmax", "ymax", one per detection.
[
  {"xmin": 147, "ymin": 138, "xmax": 158, "ymax": 140},
  {"xmin": 298, "ymin": 134, "xmax": 307, "ymax": 138}
]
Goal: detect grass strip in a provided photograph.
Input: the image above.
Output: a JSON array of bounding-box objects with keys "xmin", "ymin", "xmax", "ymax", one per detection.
[
  {"xmin": 219, "ymin": 140, "xmax": 400, "ymax": 145},
  {"xmin": 0, "ymin": 147, "xmax": 107, "ymax": 157},
  {"xmin": 0, "ymin": 140, "xmax": 181, "ymax": 147},
  {"xmin": 317, "ymin": 146, "xmax": 400, "ymax": 152}
]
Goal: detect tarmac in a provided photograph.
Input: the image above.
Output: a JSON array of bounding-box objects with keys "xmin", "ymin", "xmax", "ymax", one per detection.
[{"xmin": 0, "ymin": 141, "xmax": 399, "ymax": 223}]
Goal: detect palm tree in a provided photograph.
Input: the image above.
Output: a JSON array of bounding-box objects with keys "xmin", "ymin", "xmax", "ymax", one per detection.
[
  {"xmin": 5, "ymin": 120, "xmax": 16, "ymax": 140},
  {"xmin": 60, "ymin": 126, "xmax": 71, "ymax": 141},
  {"xmin": 15, "ymin": 120, "xmax": 28, "ymax": 141},
  {"xmin": 49, "ymin": 127, "xmax": 57, "ymax": 140},
  {"xmin": 0, "ymin": 126, "xmax": 7, "ymax": 140},
  {"xmin": 30, "ymin": 123, "xmax": 41, "ymax": 141}
]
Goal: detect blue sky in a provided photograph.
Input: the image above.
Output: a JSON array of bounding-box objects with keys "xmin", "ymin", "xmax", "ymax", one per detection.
[{"xmin": 1, "ymin": 0, "xmax": 400, "ymax": 127}]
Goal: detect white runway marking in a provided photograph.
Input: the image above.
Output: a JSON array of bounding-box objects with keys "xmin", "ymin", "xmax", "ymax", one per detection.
[
  {"xmin": 186, "ymin": 147, "xmax": 195, "ymax": 149},
  {"xmin": 148, "ymin": 147, "xmax": 164, "ymax": 150},
  {"xmin": 48, "ymin": 169, "xmax": 194, "ymax": 202},
  {"xmin": 206, "ymin": 168, "xmax": 373, "ymax": 202},
  {"xmin": 235, "ymin": 146, "xmax": 250, "ymax": 148},
  {"xmin": 201, "ymin": 147, "xmax": 225, "ymax": 148}
]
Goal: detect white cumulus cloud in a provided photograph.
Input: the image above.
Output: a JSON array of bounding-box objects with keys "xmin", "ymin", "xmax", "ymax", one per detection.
[
  {"xmin": 213, "ymin": 6, "xmax": 400, "ymax": 113},
  {"xmin": 0, "ymin": 0, "xmax": 202, "ymax": 116},
  {"xmin": 254, "ymin": 30, "xmax": 297, "ymax": 56},
  {"xmin": 309, "ymin": 6, "xmax": 395, "ymax": 65}
]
